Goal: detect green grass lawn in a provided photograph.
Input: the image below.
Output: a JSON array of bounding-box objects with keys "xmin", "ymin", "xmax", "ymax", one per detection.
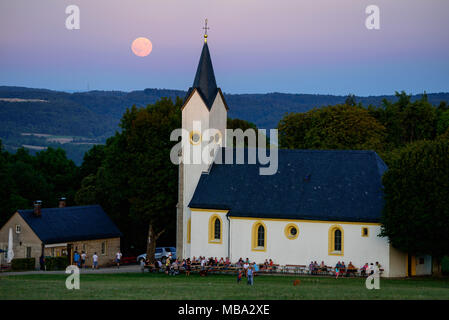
[{"xmin": 1, "ymin": 273, "xmax": 448, "ymax": 300}]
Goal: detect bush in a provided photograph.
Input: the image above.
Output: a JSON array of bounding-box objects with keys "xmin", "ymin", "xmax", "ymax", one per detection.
[
  {"xmin": 442, "ymin": 256, "xmax": 449, "ymax": 276},
  {"xmin": 45, "ymin": 256, "xmax": 69, "ymax": 271},
  {"xmin": 11, "ymin": 258, "xmax": 35, "ymax": 271}
]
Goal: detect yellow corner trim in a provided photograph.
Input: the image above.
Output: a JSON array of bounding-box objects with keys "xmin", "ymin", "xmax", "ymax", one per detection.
[
  {"xmin": 229, "ymin": 216, "xmax": 380, "ymax": 226},
  {"xmin": 191, "ymin": 208, "xmax": 229, "ymax": 213},
  {"xmin": 187, "ymin": 218, "xmax": 191, "ymax": 244},
  {"xmin": 328, "ymin": 225, "xmax": 344, "ymax": 256},
  {"xmin": 251, "ymin": 221, "xmax": 267, "ymax": 252},
  {"xmin": 284, "ymin": 223, "xmax": 299, "ymax": 240},
  {"xmin": 208, "ymin": 214, "xmax": 223, "ymax": 244}
]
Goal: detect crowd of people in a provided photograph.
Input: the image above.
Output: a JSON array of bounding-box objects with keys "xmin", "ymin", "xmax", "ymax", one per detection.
[
  {"xmin": 141, "ymin": 255, "xmax": 268, "ymax": 285},
  {"xmin": 307, "ymin": 260, "xmax": 382, "ymax": 278},
  {"xmin": 67, "ymin": 250, "xmax": 383, "ymax": 281},
  {"xmin": 70, "ymin": 250, "xmax": 122, "ymax": 269}
]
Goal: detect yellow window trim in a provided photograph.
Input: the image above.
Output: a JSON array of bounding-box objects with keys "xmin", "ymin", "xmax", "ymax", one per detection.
[
  {"xmin": 191, "ymin": 208, "xmax": 229, "ymax": 213},
  {"xmin": 229, "ymin": 216, "xmax": 380, "ymax": 226},
  {"xmin": 328, "ymin": 225, "xmax": 344, "ymax": 256},
  {"xmin": 187, "ymin": 218, "xmax": 191, "ymax": 244},
  {"xmin": 189, "ymin": 130, "xmax": 202, "ymax": 145},
  {"xmin": 361, "ymin": 227, "xmax": 369, "ymax": 237},
  {"xmin": 284, "ymin": 223, "xmax": 299, "ymax": 240},
  {"xmin": 208, "ymin": 214, "xmax": 223, "ymax": 244},
  {"xmin": 251, "ymin": 221, "xmax": 267, "ymax": 252}
]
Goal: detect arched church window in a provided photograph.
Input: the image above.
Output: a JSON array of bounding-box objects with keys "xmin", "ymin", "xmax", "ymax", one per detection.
[
  {"xmin": 328, "ymin": 225, "xmax": 344, "ymax": 256},
  {"xmin": 334, "ymin": 229, "xmax": 342, "ymax": 251},
  {"xmin": 214, "ymin": 218, "xmax": 221, "ymax": 240},
  {"xmin": 208, "ymin": 215, "xmax": 222, "ymax": 244},
  {"xmin": 257, "ymin": 225, "xmax": 265, "ymax": 247},
  {"xmin": 251, "ymin": 221, "xmax": 267, "ymax": 251}
]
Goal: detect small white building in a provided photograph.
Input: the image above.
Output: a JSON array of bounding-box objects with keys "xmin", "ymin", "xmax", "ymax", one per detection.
[{"xmin": 175, "ymin": 32, "xmax": 432, "ymax": 278}]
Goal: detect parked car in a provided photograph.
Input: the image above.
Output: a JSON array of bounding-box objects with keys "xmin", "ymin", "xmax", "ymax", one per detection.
[{"xmin": 136, "ymin": 247, "xmax": 176, "ymax": 264}]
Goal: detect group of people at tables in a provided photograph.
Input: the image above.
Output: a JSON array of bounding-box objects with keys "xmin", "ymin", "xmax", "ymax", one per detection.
[
  {"xmin": 308, "ymin": 261, "xmax": 382, "ymax": 278},
  {"xmin": 142, "ymin": 255, "xmax": 381, "ymax": 278},
  {"xmin": 142, "ymin": 256, "xmax": 276, "ymax": 275}
]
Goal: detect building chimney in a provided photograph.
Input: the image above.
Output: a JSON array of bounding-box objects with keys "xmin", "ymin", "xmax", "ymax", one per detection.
[
  {"xmin": 33, "ymin": 200, "xmax": 42, "ymax": 217},
  {"xmin": 58, "ymin": 197, "xmax": 66, "ymax": 208}
]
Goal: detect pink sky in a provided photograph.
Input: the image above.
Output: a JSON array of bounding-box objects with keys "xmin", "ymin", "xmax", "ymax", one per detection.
[{"xmin": 0, "ymin": 0, "xmax": 448, "ymax": 95}]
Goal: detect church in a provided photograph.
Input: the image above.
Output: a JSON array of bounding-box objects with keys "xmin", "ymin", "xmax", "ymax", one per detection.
[{"xmin": 175, "ymin": 28, "xmax": 432, "ymax": 278}]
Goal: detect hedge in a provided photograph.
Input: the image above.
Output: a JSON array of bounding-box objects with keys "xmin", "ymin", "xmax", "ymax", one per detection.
[
  {"xmin": 442, "ymin": 256, "xmax": 449, "ymax": 276},
  {"xmin": 11, "ymin": 258, "xmax": 35, "ymax": 271},
  {"xmin": 45, "ymin": 256, "xmax": 69, "ymax": 271}
]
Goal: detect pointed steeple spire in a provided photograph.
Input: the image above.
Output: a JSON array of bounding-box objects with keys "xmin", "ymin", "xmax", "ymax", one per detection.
[
  {"xmin": 191, "ymin": 42, "xmax": 218, "ymax": 109},
  {"xmin": 183, "ymin": 19, "xmax": 220, "ymax": 110}
]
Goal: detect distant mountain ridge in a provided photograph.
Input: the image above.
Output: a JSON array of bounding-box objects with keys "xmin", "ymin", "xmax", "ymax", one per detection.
[
  {"xmin": 2, "ymin": 85, "xmax": 448, "ymax": 164},
  {"xmin": 1, "ymin": 86, "xmax": 448, "ymax": 135}
]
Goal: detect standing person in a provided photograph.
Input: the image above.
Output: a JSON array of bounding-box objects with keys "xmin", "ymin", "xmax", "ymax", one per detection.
[
  {"xmin": 335, "ymin": 262, "xmax": 340, "ymax": 279},
  {"xmin": 73, "ymin": 251, "xmax": 80, "ymax": 267},
  {"xmin": 92, "ymin": 252, "xmax": 99, "ymax": 269},
  {"xmin": 369, "ymin": 263, "xmax": 375, "ymax": 275},
  {"xmin": 39, "ymin": 255, "xmax": 45, "ymax": 271},
  {"xmin": 243, "ymin": 261, "xmax": 250, "ymax": 277},
  {"xmin": 200, "ymin": 256, "xmax": 206, "ymax": 271},
  {"xmin": 186, "ymin": 258, "xmax": 191, "ymax": 276},
  {"xmin": 247, "ymin": 266, "xmax": 254, "ymax": 285},
  {"xmin": 81, "ymin": 251, "xmax": 87, "ymax": 268},
  {"xmin": 253, "ymin": 262, "xmax": 259, "ymax": 276},
  {"xmin": 115, "ymin": 251, "xmax": 122, "ymax": 268},
  {"xmin": 375, "ymin": 261, "xmax": 381, "ymax": 273},
  {"xmin": 140, "ymin": 257, "xmax": 146, "ymax": 273},
  {"xmin": 237, "ymin": 269, "xmax": 243, "ymax": 283},
  {"xmin": 165, "ymin": 256, "xmax": 171, "ymax": 274}
]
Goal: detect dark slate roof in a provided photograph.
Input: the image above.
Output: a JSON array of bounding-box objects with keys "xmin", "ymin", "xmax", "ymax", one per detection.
[
  {"xmin": 18, "ymin": 205, "xmax": 122, "ymax": 244},
  {"xmin": 184, "ymin": 42, "xmax": 218, "ymax": 109},
  {"xmin": 189, "ymin": 149, "xmax": 388, "ymax": 223}
]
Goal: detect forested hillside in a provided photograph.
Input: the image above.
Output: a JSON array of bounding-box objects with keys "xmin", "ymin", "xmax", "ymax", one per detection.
[{"xmin": 1, "ymin": 85, "xmax": 448, "ymax": 164}]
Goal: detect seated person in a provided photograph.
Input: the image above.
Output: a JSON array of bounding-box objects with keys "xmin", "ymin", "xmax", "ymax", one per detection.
[
  {"xmin": 263, "ymin": 259, "xmax": 269, "ymax": 269},
  {"xmin": 218, "ymin": 257, "xmax": 224, "ymax": 266},
  {"xmin": 360, "ymin": 263, "xmax": 368, "ymax": 276},
  {"xmin": 320, "ymin": 261, "xmax": 327, "ymax": 272},
  {"xmin": 309, "ymin": 261, "xmax": 315, "ymax": 274}
]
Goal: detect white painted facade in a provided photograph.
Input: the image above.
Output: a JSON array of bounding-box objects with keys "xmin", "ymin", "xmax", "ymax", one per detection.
[
  {"xmin": 179, "ymin": 90, "xmax": 227, "ymax": 259},
  {"xmin": 189, "ymin": 209, "xmax": 432, "ymax": 277}
]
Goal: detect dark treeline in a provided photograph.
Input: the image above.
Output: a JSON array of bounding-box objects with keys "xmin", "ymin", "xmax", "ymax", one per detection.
[{"xmin": 278, "ymin": 91, "xmax": 449, "ymax": 274}]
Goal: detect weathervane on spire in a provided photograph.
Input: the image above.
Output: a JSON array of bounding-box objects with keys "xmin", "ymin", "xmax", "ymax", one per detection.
[{"xmin": 203, "ymin": 18, "xmax": 209, "ymax": 43}]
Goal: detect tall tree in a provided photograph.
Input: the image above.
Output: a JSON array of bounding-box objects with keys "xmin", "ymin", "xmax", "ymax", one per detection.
[
  {"xmin": 380, "ymin": 139, "xmax": 449, "ymax": 276},
  {"xmin": 278, "ymin": 104, "xmax": 386, "ymax": 151}
]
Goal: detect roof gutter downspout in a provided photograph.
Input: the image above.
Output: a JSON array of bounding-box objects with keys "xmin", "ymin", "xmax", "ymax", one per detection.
[{"xmin": 226, "ymin": 212, "xmax": 231, "ymax": 261}]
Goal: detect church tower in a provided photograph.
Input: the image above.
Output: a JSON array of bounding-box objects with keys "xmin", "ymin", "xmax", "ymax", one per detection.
[{"xmin": 176, "ymin": 21, "xmax": 228, "ymax": 259}]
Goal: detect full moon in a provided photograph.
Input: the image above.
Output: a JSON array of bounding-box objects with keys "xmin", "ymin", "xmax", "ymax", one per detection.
[{"xmin": 131, "ymin": 37, "xmax": 153, "ymax": 57}]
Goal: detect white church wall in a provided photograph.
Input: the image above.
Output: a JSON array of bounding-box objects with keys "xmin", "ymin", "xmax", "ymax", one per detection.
[
  {"xmin": 209, "ymin": 93, "xmax": 227, "ymax": 147},
  {"xmin": 388, "ymin": 246, "xmax": 407, "ymax": 277},
  {"xmin": 226, "ymin": 217, "xmax": 396, "ymax": 277},
  {"xmin": 190, "ymin": 209, "xmax": 229, "ymax": 259}
]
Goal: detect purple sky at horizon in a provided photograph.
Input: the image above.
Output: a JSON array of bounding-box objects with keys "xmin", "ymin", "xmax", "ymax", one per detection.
[{"xmin": 0, "ymin": 0, "xmax": 448, "ymax": 96}]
